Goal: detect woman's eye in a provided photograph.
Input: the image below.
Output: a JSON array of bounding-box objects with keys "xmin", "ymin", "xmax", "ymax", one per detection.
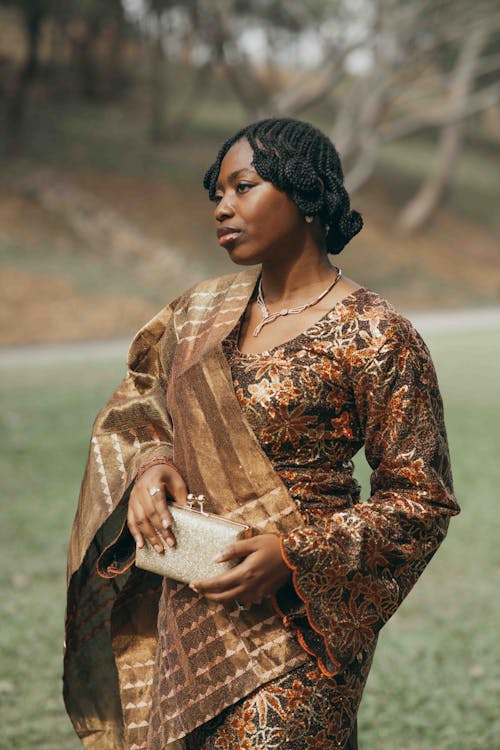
[
  {"xmin": 236, "ymin": 182, "xmax": 253, "ymax": 194},
  {"xmin": 213, "ymin": 183, "xmax": 253, "ymax": 203}
]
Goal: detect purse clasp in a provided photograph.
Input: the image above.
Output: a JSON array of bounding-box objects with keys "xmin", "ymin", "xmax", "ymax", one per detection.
[
  {"xmin": 197, "ymin": 494, "xmax": 208, "ymax": 515},
  {"xmin": 186, "ymin": 493, "xmax": 208, "ymax": 515}
]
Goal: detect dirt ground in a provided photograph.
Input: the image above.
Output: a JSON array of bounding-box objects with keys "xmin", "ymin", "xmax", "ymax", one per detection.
[{"xmin": 0, "ymin": 267, "xmax": 157, "ymax": 346}]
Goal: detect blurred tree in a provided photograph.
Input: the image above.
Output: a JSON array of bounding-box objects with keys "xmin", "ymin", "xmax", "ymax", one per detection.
[
  {"xmin": 193, "ymin": 0, "xmax": 500, "ymax": 229},
  {"xmin": 325, "ymin": 1, "xmax": 500, "ymax": 231},
  {"xmin": 397, "ymin": 18, "xmax": 491, "ymax": 231},
  {"xmin": 64, "ymin": 0, "xmax": 127, "ymax": 99},
  {"xmin": 2, "ymin": 0, "xmax": 48, "ymax": 153},
  {"xmin": 144, "ymin": 0, "xmax": 215, "ymax": 142},
  {"xmin": 148, "ymin": 0, "xmax": 169, "ymax": 141},
  {"xmin": 2, "ymin": 0, "xmax": 131, "ymax": 152},
  {"xmin": 2, "ymin": 0, "xmax": 498, "ymax": 231},
  {"xmin": 198, "ymin": 0, "xmax": 340, "ymax": 117}
]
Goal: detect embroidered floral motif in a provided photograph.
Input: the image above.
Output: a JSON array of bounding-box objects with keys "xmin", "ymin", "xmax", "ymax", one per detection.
[
  {"xmin": 186, "ymin": 661, "xmax": 359, "ymax": 749},
  {"xmin": 222, "ymin": 288, "xmax": 458, "ymax": 693}
]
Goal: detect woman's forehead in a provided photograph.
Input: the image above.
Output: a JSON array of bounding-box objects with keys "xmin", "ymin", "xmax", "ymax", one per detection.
[{"xmin": 220, "ymin": 138, "xmax": 254, "ymax": 171}]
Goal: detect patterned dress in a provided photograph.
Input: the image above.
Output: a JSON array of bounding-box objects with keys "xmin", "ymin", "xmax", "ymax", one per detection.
[{"xmin": 184, "ymin": 286, "xmax": 457, "ymax": 749}]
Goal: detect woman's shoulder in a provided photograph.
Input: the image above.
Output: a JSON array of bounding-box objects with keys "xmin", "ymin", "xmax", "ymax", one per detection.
[{"xmin": 339, "ymin": 286, "xmax": 428, "ymax": 359}]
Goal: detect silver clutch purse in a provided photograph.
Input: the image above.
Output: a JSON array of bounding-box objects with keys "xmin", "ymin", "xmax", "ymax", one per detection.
[{"xmin": 135, "ymin": 494, "xmax": 252, "ymax": 584}]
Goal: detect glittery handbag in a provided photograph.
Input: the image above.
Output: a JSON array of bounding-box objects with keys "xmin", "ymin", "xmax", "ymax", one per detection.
[{"xmin": 135, "ymin": 494, "xmax": 252, "ymax": 584}]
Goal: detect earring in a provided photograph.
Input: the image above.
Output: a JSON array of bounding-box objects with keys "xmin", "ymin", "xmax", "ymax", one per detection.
[
  {"xmin": 325, "ymin": 224, "xmax": 331, "ymax": 234},
  {"xmin": 305, "ymin": 215, "xmax": 314, "ymax": 224}
]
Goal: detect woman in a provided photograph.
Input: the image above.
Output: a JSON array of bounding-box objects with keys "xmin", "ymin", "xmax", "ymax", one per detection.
[{"xmin": 64, "ymin": 118, "xmax": 459, "ymax": 750}]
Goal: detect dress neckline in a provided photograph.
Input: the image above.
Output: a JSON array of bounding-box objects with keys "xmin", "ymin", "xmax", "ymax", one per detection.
[{"xmin": 231, "ymin": 285, "xmax": 368, "ymax": 358}]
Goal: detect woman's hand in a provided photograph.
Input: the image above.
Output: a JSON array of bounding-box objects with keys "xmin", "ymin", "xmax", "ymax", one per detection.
[
  {"xmin": 127, "ymin": 464, "xmax": 187, "ymax": 552},
  {"xmin": 190, "ymin": 534, "xmax": 291, "ymax": 606}
]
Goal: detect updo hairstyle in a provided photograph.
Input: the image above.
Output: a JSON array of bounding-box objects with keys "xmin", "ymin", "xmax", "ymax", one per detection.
[{"xmin": 203, "ymin": 117, "xmax": 363, "ymax": 255}]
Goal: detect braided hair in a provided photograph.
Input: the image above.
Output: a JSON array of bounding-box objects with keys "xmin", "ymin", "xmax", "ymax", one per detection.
[{"xmin": 203, "ymin": 117, "xmax": 363, "ymax": 255}]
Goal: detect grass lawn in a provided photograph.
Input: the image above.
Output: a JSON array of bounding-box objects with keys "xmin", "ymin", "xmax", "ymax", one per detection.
[{"xmin": 0, "ymin": 326, "xmax": 499, "ymax": 749}]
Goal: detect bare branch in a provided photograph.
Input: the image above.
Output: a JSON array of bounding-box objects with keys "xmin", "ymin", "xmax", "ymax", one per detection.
[
  {"xmin": 272, "ymin": 36, "xmax": 368, "ymax": 115},
  {"xmin": 381, "ymin": 80, "xmax": 500, "ymax": 143},
  {"xmin": 397, "ymin": 21, "xmax": 491, "ymax": 232}
]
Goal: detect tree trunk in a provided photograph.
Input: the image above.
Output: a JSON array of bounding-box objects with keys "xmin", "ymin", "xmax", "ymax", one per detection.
[
  {"xmin": 72, "ymin": 19, "xmax": 102, "ymax": 99},
  {"xmin": 103, "ymin": 21, "xmax": 127, "ymax": 98},
  {"xmin": 149, "ymin": 12, "xmax": 168, "ymax": 143},
  {"xmin": 397, "ymin": 24, "xmax": 488, "ymax": 233},
  {"xmin": 220, "ymin": 53, "xmax": 271, "ymax": 117},
  {"xmin": 166, "ymin": 62, "xmax": 213, "ymax": 141},
  {"xmin": 5, "ymin": 2, "xmax": 45, "ymax": 155}
]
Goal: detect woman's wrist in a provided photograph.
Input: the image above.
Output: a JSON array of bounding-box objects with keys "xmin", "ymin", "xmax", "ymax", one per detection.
[{"xmin": 136, "ymin": 453, "xmax": 176, "ymax": 480}]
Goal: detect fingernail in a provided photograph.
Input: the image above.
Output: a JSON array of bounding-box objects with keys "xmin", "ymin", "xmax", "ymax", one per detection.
[
  {"xmin": 154, "ymin": 544, "xmax": 163, "ymax": 553},
  {"xmin": 166, "ymin": 537, "xmax": 175, "ymax": 547},
  {"xmin": 212, "ymin": 554, "xmax": 224, "ymax": 563},
  {"xmin": 162, "ymin": 518, "xmax": 170, "ymax": 530},
  {"xmin": 189, "ymin": 584, "xmax": 199, "ymax": 593},
  {"xmin": 135, "ymin": 537, "xmax": 143, "ymax": 548}
]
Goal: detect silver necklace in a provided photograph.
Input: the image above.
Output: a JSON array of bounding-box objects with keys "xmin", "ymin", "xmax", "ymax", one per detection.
[{"xmin": 253, "ymin": 266, "xmax": 343, "ymax": 337}]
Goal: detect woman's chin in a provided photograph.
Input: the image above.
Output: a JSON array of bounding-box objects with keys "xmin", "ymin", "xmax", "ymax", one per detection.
[{"xmin": 226, "ymin": 248, "xmax": 262, "ymax": 266}]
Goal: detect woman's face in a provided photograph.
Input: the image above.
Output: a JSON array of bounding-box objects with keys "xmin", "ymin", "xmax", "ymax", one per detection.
[{"xmin": 213, "ymin": 138, "xmax": 307, "ymax": 266}]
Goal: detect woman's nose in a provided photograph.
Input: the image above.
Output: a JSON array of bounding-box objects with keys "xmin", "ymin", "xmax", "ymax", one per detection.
[{"xmin": 215, "ymin": 194, "xmax": 235, "ymax": 222}]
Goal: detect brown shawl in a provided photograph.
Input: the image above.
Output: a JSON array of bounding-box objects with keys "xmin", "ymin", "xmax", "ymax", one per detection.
[{"xmin": 64, "ymin": 269, "xmax": 459, "ymax": 749}]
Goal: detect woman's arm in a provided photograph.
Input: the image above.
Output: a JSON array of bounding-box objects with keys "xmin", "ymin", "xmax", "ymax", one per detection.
[
  {"xmin": 90, "ymin": 302, "xmax": 186, "ymax": 578},
  {"xmin": 187, "ymin": 315, "xmax": 460, "ymax": 676},
  {"xmin": 273, "ymin": 316, "xmax": 459, "ymax": 673}
]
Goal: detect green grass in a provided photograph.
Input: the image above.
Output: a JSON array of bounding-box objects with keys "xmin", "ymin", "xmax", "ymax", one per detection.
[
  {"xmin": 355, "ymin": 329, "xmax": 500, "ymax": 749},
  {"xmin": 0, "ymin": 327, "xmax": 499, "ymax": 749}
]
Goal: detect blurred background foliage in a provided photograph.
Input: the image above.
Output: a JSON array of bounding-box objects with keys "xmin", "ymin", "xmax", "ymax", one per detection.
[{"xmin": 0, "ymin": 0, "xmax": 499, "ymax": 345}]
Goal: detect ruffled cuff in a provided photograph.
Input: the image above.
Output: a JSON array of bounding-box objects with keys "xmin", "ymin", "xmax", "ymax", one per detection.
[
  {"xmin": 96, "ymin": 514, "xmax": 136, "ymax": 578},
  {"xmin": 271, "ymin": 530, "xmax": 342, "ymax": 677}
]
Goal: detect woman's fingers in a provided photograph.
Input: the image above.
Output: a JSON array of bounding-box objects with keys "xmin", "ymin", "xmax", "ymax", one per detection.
[
  {"xmin": 127, "ymin": 463, "xmax": 189, "ymax": 553},
  {"xmin": 191, "ymin": 535, "xmax": 290, "ymax": 604},
  {"xmin": 129, "ymin": 488, "xmax": 168, "ymax": 552},
  {"xmin": 127, "ymin": 508, "xmax": 144, "ymax": 548},
  {"xmin": 150, "ymin": 488, "xmax": 176, "ymax": 547},
  {"xmin": 191, "ymin": 565, "xmax": 244, "ymax": 596},
  {"xmin": 135, "ymin": 499, "xmax": 166, "ymax": 553},
  {"xmin": 164, "ymin": 469, "xmax": 188, "ymax": 505},
  {"xmin": 191, "ymin": 539, "xmax": 256, "ymax": 594},
  {"xmin": 191, "ymin": 574, "xmax": 249, "ymax": 604},
  {"xmin": 212, "ymin": 538, "xmax": 255, "ymax": 563}
]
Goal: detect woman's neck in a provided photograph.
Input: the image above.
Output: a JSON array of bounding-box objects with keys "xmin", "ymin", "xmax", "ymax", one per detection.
[{"xmin": 260, "ymin": 250, "xmax": 337, "ymax": 304}]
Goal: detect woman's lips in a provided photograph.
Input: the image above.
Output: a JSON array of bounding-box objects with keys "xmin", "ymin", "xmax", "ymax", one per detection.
[{"xmin": 217, "ymin": 228, "xmax": 242, "ymax": 247}]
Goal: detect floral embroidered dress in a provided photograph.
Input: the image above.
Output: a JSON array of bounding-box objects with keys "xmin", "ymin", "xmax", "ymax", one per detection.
[{"xmin": 186, "ymin": 285, "xmax": 459, "ymax": 747}]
